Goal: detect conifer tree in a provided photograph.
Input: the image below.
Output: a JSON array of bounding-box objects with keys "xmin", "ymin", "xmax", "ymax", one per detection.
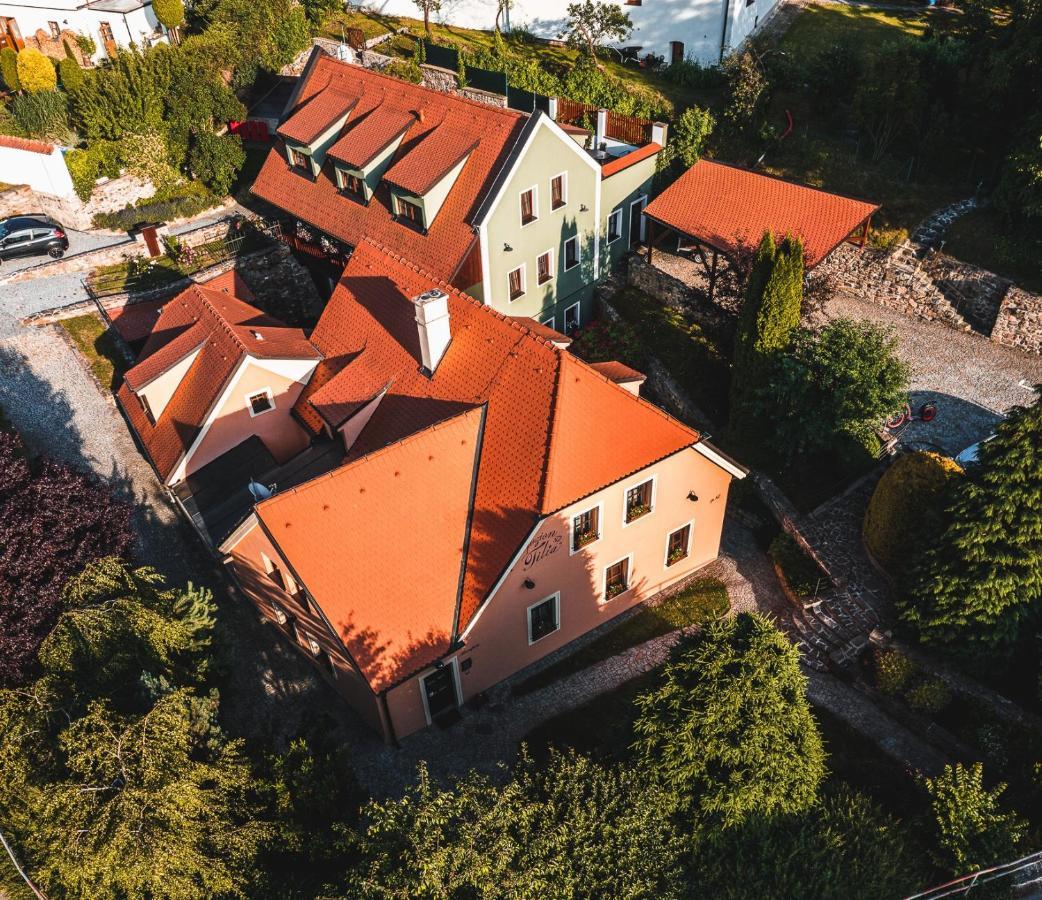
[
  {"xmin": 15, "ymin": 48, "xmax": 56, "ymax": 93},
  {"xmin": 901, "ymin": 387, "xmax": 1042, "ymax": 654},
  {"xmin": 729, "ymin": 232, "xmax": 805, "ymax": 458},
  {"xmin": 632, "ymin": 612, "xmax": 825, "ymax": 827},
  {"xmin": 1, "ymin": 46, "xmax": 21, "ymax": 91}
]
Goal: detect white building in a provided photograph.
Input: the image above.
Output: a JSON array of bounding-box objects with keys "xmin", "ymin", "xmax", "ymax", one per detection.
[
  {"xmin": 365, "ymin": 0, "xmax": 780, "ymax": 66},
  {"xmin": 1, "ymin": 0, "xmax": 165, "ymax": 66}
]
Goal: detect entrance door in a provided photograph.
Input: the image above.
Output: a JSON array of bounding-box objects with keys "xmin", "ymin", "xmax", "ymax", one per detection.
[
  {"xmin": 629, "ymin": 196, "xmax": 647, "ymax": 248},
  {"xmin": 422, "ymin": 664, "xmax": 458, "ymax": 721}
]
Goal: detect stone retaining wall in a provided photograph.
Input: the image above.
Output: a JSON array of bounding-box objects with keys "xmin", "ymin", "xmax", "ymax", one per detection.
[
  {"xmin": 990, "ymin": 286, "xmax": 1042, "ymax": 356},
  {"xmin": 0, "ymin": 174, "xmax": 155, "ymax": 231}
]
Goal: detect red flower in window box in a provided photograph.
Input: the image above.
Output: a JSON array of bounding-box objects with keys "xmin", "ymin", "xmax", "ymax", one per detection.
[
  {"xmin": 626, "ymin": 503, "xmax": 651, "ymax": 522},
  {"xmin": 573, "ymin": 529, "xmax": 598, "ymax": 550},
  {"xmin": 606, "ymin": 581, "xmax": 626, "ymax": 599},
  {"xmin": 667, "ymin": 545, "xmax": 687, "ymax": 566}
]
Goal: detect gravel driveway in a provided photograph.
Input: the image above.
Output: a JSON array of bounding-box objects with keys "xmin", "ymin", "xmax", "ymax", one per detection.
[{"xmin": 828, "ymin": 292, "xmax": 1042, "ymax": 455}]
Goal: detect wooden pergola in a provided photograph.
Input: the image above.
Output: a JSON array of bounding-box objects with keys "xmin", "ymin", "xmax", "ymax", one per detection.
[{"xmin": 642, "ymin": 160, "xmax": 879, "ymax": 303}]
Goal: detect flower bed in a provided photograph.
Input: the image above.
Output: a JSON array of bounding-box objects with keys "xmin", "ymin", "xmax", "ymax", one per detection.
[{"xmin": 769, "ymin": 532, "xmax": 827, "ymax": 602}]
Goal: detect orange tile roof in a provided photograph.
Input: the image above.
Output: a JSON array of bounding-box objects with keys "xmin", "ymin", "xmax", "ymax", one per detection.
[
  {"xmin": 117, "ymin": 271, "xmax": 319, "ymax": 481},
  {"xmin": 277, "ymin": 87, "xmax": 359, "ymax": 144},
  {"xmin": 251, "ymin": 55, "xmax": 526, "ymax": 279},
  {"xmin": 643, "ymin": 159, "xmax": 879, "ymax": 268},
  {"xmin": 257, "ymin": 407, "xmax": 484, "ymax": 692},
  {"xmin": 506, "ymin": 316, "xmax": 570, "ymax": 345},
  {"xmin": 0, "ymin": 134, "xmax": 53, "ymax": 154},
  {"xmin": 601, "ymin": 142, "xmax": 661, "ymax": 177},
  {"xmin": 279, "ymin": 241, "xmax": 699, "ymax": 675},
  {"xmin": 382, "ymin": 125, "xmax": 478, "ymax": 196},
  {"xmin": 589, "ymin": 360, "xmax": 645, "ymax": 384}
]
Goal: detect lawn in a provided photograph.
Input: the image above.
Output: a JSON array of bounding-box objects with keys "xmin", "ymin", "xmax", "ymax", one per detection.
[
  {"xmin": 943, "ymin": 207, "xmax": 1042, "ymax": 293},
  {"xmin": 57, "ymin": 313, "xmax": 131, "ymax": 391},
  {"xmin": 89, "ymin": 256, "xmax": 184, "ymax": 295},
  {"xmin": 319, "ymin": 9, "xmax": 715, "ymax": 115},
  {"xmin": 610, "ymin": 286, "xmax": 731, "ymax": 422},
  {"xmin": 778, "ymin": 3, "xmax": 927, "ymax": 56},
  {"xmin": 513, "ymin": 577, "xmax": 729, "ymax": 696}
]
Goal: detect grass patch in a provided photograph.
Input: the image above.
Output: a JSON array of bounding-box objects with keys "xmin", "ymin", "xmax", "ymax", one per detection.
[
  {"xmin": 525, "ymin": 669, "xmax": 658, "ymax": 763},
  {"xmin": 514, "ymin": 578, "xmax": 729, "ymax": 696},
  {"xmin": 943, "ymin": 207, "xmax": 1042, "ymax": 293},
  {"xmin": 778, "ymin": 3, "xmax": 927, "ymax": 56},
  {"xmin": 321, "ymin": 10, "xmax": 707, "ymax": 114},
  {"xmin": 57, "ymin": 313, "xmax": 130, "ymax": 391},
  {"xmin": 90, "ymin": 256, "xmax": 184, "ymax": 295},
  {"xmin": 610, "ymin": 286, "xmax": 731, "ymax": 421},
  {"xmin": 769, "ymin": 533, "xmax": 827, "ymax": 599}
]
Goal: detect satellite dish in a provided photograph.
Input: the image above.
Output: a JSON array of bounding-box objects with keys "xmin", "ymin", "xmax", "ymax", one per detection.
[{"xmin": 248, "ymin": 480, "xmax": 273, "ymax": 501}]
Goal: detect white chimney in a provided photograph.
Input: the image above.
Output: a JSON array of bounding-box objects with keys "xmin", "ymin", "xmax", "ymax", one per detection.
[
  {"xmin": 547, "ymin": 97, "xmax": 559, "ymax": 121},
  {"xmin": 595, "ymin": 108, "xmax": 608, "ymax": 149},
  {"xmin": 412, "ymin": 289, "xmax": 451, "ymax": 374},
  {"xmin": 651, "ymin": 121, "xmax": 668, "ymax": 146}
]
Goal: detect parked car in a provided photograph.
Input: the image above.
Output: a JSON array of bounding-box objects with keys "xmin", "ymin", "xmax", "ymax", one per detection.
[{"xmin": 0, "ymin": 215, "xmax": 69, "ymax": 265}]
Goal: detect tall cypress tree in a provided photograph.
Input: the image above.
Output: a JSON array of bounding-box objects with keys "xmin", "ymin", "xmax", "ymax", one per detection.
[
  {"xmin": 901, "ymin": 388, "xmax": 1042, "ymax": 654},
  {"xmin": 729, "ymin": 233, "xmax": 805, "ymax": 459}
]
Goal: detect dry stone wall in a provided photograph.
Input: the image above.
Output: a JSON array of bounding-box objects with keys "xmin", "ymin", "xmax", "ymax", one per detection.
[{"xmin": 0, "ymin": 174, "xmax": 154, "ymax": 231}]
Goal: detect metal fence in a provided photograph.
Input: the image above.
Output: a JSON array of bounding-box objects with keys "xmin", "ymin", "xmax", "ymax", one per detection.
[{"xmin": 423, "ymin": 43, "xmax": 509, "ymax": 96}]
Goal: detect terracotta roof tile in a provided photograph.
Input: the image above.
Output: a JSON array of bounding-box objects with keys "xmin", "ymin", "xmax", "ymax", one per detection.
[
  {"xmin": 589, "ymin": 360, "xmax": 645, "ymax": 383},
  {"xmin": 643, "ymin": 159, "xmax": 879, "ymax": 268},
  {"xmin": 601, "ymin": 141, "xmax": 661, "ymax": 177},
  {"xmin": 0, "ymin": 134, "xmax": 53, "ymax": 154},
  {"xmin": 251, "ymin": 56, "xmax": 526, "ymax": 279},
  {"xmin": 284, "ymin": 241, "xmax": 699, "ymax": 651},
  {"xmin": 382, "ymin": 125, "xmax": 477, "ymax": 196},
  {"xmin": 277, "ymin": 87, "xmax": 359, "ymax": 144},
  {"xmin": 257, "ymin": 407, "xmax": 484, "ymax": 692},
  {"xmin": 117, "ymin": 276, "xmax": 319, "ymax": 481},
  {"xmin": 506, "ymin": 316, "xmax": 571, "ymax": 345},
  {"xmin": 327, "ymin": 105, "xmax": 415, "ymax": 168}
]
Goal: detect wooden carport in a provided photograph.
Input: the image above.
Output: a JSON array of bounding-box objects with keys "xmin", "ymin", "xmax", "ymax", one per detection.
[{"xmin": 642, "ymin": 159, "xmax": 880, "ymax": 302}]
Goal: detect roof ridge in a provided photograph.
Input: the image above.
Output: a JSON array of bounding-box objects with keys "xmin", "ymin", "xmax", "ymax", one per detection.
[
  {"xmin": 536, "ymin": 353, "xmax": 567, "ymax": 514},
  {"xmin": 698, "ymin": 158, "xmax": 879, "ymax": 209},
  {"xmin": 258, "ymin": 404, "xmax": 485, "ymax": 507},
  {"xmin": 192, "ymin": 285, "xmax": 252, "ymax": 358}
]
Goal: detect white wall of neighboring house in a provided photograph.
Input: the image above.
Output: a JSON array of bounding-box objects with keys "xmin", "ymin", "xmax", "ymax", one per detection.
[
  {"xmin": 0, "ymin": 0, "xmax": 164, "ymax": 63},
  {"xmin": 0, "ymin": 139, "xmax": 76, "ymax": 199},
  {"xmin": 364, "ymin": 0, "xmax": 780, "ymax": 64}
]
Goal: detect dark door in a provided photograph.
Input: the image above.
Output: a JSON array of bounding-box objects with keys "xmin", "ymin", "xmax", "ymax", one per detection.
[
  {"xmin": 1, "ymin": 230, "xmax": 34, "ymax": 259},
  {"xmin": 670, "ymin": 41, "xmax": 684, "ymax": 65},
  {"xmin": 423, "ymin": 666, "xmax": 458, "ymax": 720},
  {"xmin": 141, "ymin": 224, "xmax": 161, "ymax": 257},
  {"xmin": 629, "ymin": 200, "xmax": 645, "ymax": 247}
]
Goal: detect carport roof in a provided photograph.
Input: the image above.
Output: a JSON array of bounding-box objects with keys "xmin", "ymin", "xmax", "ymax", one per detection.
[{"xmin": 643, "ymin": 159, "xmax": 879, "ymax": 269}]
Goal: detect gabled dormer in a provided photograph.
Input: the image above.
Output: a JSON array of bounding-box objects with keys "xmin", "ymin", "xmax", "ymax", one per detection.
[
  {"xmin": 327, "ymin": 107, "xmax": 415, "ymax": 204},
  {"xmin": 278, "ymin": 89, "xmax": 360, "ymax": 179},
  {"xmin": 383, "ymin": 128, "xmax": 476, "ymax": 232}
]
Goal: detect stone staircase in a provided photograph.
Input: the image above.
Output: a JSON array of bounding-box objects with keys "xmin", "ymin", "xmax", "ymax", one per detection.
[
  {"xmin": 910, "ymin": 197, "xmax": 977, "ymax": 252},
  {"xmin": 787, "ymin": 587, "xmax": 880, "ymax": 672}
]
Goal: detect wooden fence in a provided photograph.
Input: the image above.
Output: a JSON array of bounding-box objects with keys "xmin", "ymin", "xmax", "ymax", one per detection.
[{"xmin": 553, "ymin": 99, "xmax": 651, "ymax": 145}]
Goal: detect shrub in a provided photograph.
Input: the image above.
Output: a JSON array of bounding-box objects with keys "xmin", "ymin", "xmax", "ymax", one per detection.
[
  {"xmin": 868, "ymin": 225, "xmax": 909, "ymax": 252},
  {"xmin": 75, "ymin": 33, "xmax": 97, "ymax": 59},
  {"xmin": 568, "ymin": 318, "xmax": 646, "ymax": 369},
  {"xmin": 152, "ymin": 0, "xmax": 185, "ymax": 29},
  {"xmin": 873, "ymin": 648, "xmax": 915, "ymax": 695},
  {"xmin": 722, "ymin": 50, "xmax": 766, "ymax": 130},
  {"xmin": 10, "ymin": 90, "xmax": 69, "ymax": 141},
  {"xmin": 57, "ymin": 54, "xmax": 84, "ymax": 92},
  {"xmin": 384, "ymin": 57, "xmax": 422, "ymax": 84},
  {"xmin": 864, "ymin": 452, "xmax": 962, "ymax": 581},
  {"xmin": 657, "ymin": 105, "xmax": 714, "ymax": 176},
  {"xmin": 16, "ymin": 48, "xmax": 57, "ymax": 93},
  {"xmin": 93, "ymin": 181, "xmax": 218, "ymax": 230},
  {"xmin": 188, "ymin": 131, "xmax": 245, "ymax": 197},
  {"xmin": 65, "ymin": 139, "xmax": 124, "ymax": 202},
  {"xmin": 769, "ymin": 532, "xmax": 826, "ymax": 598},
  {"xmin": 0, "ymin": 47, "xmax": 20, "ymax": 91},
  {"xmin": 0, "ymin": 425, "xmax": 134, "ymax": 685},
  {"xmin": 906, "ymin": 677, "xmax": 952, "ymax": 715},
  {"xmin": 662, "ymin": 57, "xmax": 725, "ymax": 89}
]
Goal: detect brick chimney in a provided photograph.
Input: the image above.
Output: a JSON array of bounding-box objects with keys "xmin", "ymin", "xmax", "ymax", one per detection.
[{"xmin": 412, "ymin": 289, "xmax": 451, "ymax": 374}]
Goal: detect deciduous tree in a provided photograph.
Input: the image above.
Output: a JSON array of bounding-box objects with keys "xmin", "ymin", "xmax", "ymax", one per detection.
[
  {"xmin": 559, "ymin": 0, "xmax": 633, "ymax": 58},
  {"xmin": 633, "ymin": 613, "xmax": 826, "ymax": 826},
  {"xmin": 412, "ymin": 0, "xmax": 442, "ymax": 36}
]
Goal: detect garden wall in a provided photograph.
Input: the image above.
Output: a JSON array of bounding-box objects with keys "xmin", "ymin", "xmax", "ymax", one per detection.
[
  {"xmin": 0, "ymin": 173, "xmax": 154, "ymax": 231},
  {"xmin": 0, "ymin": 137, "xmax": 76, "ymax": 199}
]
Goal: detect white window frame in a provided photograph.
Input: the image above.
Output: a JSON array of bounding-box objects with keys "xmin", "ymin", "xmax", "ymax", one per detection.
[
  {"xmin": 541, "ymin": 314, "xmax": 556, "ymax": 329},
  {"xmin": 270, "ymin": 601, "xmax": 287, "ymax": 626},
  {"xmin": 246, "ymin": 387, "xmax": 275, "ymax": 418},
  {"xmin": 562, "ymin": 234, "xmax": 580, "ymax": 271},
  {"xmin": 519, "ymin": 184, "xmax": 539, "ymax": 226},
  {"xmin": 550, "ymin": 171, "xmax": 568, "ymax": 210},
  {"xmin": 527, "ymin": 592, "xmax": 561, "ymax": 645},
  {"xmin": 664, "ymin": 520, "xmax": 694, "ymax": 569},
  {"xmin": 563, "ymin": 301, "xmax": 581, "ymax": 332},
  {"xmin": 418, "ymin": 657, "xmax": 462, "ymax": 726},
  {"xmin": 307, "ymin": 636, "xmax": 322, "ymax": 656},
  {"xmin": 602, "ymin": 554, "xmax": 633, "ymax": 603},
  {"xmin": 607, "ymin": 207, "xmax": 623, "ymax": 245},
  {"xmin": 507, "ymin": 263, "xmax": 527, "ymax": 302},
  {"xmin": 336, "ymin": 166, "xmax": 365, "ymax": 197},
  {"xmin": 536, "ymin": 248, "xmax": 554, "ymax": 285},
  {"xmin": 621, "ymin": 474, "xmax": 657, "ymax": 527},
  {"xmin": 629, "ymin": 194, "xmax": 648, "ymax": 244},
  {"xmin": 569, "ymin": 502, "xmax": 603, "ymax": 555},
  {"xmin": 394, "ymin": 194, "xmax": 425, "ymax": 228}
]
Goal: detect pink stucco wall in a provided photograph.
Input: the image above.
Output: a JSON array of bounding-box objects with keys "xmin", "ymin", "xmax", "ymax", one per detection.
[
  {"xmin": 181, "ymin": 360, "xmax": 315, "ymax": 482},
  {"xmin": 384, "ymin": 446, "xmax": 733, "ymax": 738}
]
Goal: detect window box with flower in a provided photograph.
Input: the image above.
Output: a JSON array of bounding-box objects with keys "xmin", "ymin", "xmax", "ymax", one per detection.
[
  {"xmin": 573, "ymin": 529, "xmax": 599, "ymax": 551},
  {"xmin": 626, "ymin": 502, "xmax": 651, "ymax": 522},
  {"xmin": 667, "ymin": 546, "xmax": 687, "ymax": 566},
  {"xmin": 605, "ymin": 581, "xmax": 627, "ymax": 600}
]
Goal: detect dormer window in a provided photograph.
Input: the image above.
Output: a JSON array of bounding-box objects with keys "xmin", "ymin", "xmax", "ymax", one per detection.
[
  {"xmin": 337, "ymin": 169, "xmax": 366, "ymax": 200},
  {"xmin": 289, "ymin": 147, "xmax": 310, "ymax": 172},
  {"xmin": 395, "ymin": 196, "xmax": 425, "ymax": 231}
]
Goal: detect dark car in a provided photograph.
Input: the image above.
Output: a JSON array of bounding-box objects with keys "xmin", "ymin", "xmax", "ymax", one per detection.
[{"xmin": 0, "ymin": 215, "xmax": 69, "ymax": 265}]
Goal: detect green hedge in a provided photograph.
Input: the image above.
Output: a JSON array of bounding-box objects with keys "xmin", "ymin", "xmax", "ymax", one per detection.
[
  {"xmin": 769, "ymin": 533, "xmax": 826, "ymax": 598},
  {"xmin": 93, "ymin": 183, "xmax": 219, "ymax": 231}
]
